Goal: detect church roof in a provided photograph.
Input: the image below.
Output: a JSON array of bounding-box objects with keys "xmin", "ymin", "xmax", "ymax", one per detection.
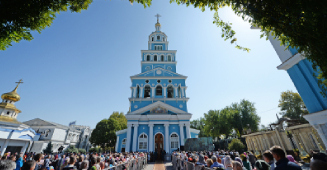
[
  {"xmin": 24, "ymin": 118, "xmax": 70, "ymax": 130},
  {"xmin": 130, "ymin": 67, "xmax": 187, "ymax": 79}
]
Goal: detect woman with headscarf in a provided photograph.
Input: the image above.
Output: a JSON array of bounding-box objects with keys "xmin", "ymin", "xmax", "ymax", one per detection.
[{"xmin": 224, "ymin": 156, "xmax": 233, "ymax": 170}]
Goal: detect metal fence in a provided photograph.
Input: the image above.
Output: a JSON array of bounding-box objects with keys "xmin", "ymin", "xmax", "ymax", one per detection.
[{"xmin": 107, "ymin": 156, "xmax": 147, "ymax": 170}]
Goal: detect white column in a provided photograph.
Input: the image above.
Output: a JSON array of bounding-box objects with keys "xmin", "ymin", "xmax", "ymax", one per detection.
[
  {"xmin": 164, "ymin": 123, "xmax": 170, "ymax": 153},
  {"xmin": 185, "ymin": 123, "xmax": 191, "ymax": 138},
  {"xmin": 21, "ymin": 142, "xmax": 29, "ymax": 153},
  {"xmin": 0, "ymin": 130, "xmax": 14, "ymax": 156},
  {"xmin": 149, "ymin": 124, "xmax": 154, "ymax": 152},
  {"xmin": 151, "ymin": 87, "xmax": 155, "ymax": 98},
  {"xmin": 179, "ymin": 123, "xmax": 185, "ymax": 146},
  {"xmin": 174, "ymin": 88, "xmax": 178, "ymax": 98},
  {"xmin": 163, "ymin": 87, "xmax": 167, "ymax": 98},
  {"xmin": 133, "ymin": 87, "xmax": 136, "ymax": 98},
  {"xmin": 126, "ymin": 124, "xmax": 132, "ymax": 152},
  {"xmin": 115, "ymin": 136, "xmax": 120, "ymax": 152},
  {"xmin": 140, "ymin": 87, "xmax": 144, "ymax": 98},
  {"xmin": 132, "ymin": 124, "xmax": 139, "ymax": 152},
  {"xmin": 181, "ymin": 87, "xmax": 185, "ymax": 98}
]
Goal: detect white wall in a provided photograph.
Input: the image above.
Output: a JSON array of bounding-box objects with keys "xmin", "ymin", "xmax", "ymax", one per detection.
[{"xmin": 51, "ymin": 128, "xmax": 67, "ymax": 142}]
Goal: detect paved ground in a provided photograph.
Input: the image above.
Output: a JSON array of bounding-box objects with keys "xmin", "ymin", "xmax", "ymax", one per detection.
[{"xmin": 144, "ymin": 161, "xmax": 173, "ymax": 170}]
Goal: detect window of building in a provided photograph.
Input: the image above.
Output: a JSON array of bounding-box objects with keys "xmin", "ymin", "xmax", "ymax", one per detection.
[
  {"xmin": 309, "ymin": 134, "xmax": 318, "ymax": 149},
  {"xmin": 163, "ymin": 37, "xmax": 165, "ymax": 41},
  {"xmin": 139, "ymin": 134, "xmax": 148, "ymax": 150},
  {"xmin": 145, "ymin": 80, "xmax": 149, "ymax": 83},
  {"xmin": 7, "ymin": 111, "xmax": 10, "ymax": 115},
  {"xmin": 156, "ymin": 86, "xmax": 162, "ymax": 96},
  {"xmin": 167, "ymin": 86, "xmax": 174, "ymax": 98},
  {"xmin": 161, "ymin": 55, "xmax": 164, "ymax": 61},
  {"xmin": 122, "ymin": 138, "xmax": 126, "ymax": 145},
  {"xmin": 171, "ymin": 134, "xmax": 179, "ymax": 149},
  {"xmin": 144, "ymin": 85, "xmax": 151, "ymax": 98},
  {"xmin": 157, "ymin": 36, "xmax": 160, "ymax": 40},
  {"xmin": 136, "ymin": 86, "xmax": 140, "ymax": 98},
  {"xmin": 168, "ymin": 55, "xmax": 171, "ymax": 61},
  {"xmin": 168, "ymin": 80, "xmax": 172, "ymax": 83},
  {"xmin": 146, "ymin": 55, "xmax": 150, "ymax": 61},
  {"xmin": 157, "ymin": 80, "xmax": 161, "ymax": 83},
  {"xmin": 154, "ymin": 55, "xmax": 157, "ymax": 61},
  {"xmin": 152, "ymin": 37, "xmax": 154, "ymax": 41}
]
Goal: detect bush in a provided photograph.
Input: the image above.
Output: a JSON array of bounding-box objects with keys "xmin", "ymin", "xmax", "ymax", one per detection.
[
  {"xmin": 65, "ymin": 145, "xmax": 78, "ymax": 153},
  {"xmin": 43, "ymin": 142, "xmax": 53, "ymax": 154},
  {"xmin": 89, "ymin": 147, "xmax": 102, "ymax": 153},
  {"xmin": 78, "ymin": 148, "xmax": 86, "ymax": 154},
  {"xmin": 228, "ymin": 138, "xmax": 245, "ymax": 152}
]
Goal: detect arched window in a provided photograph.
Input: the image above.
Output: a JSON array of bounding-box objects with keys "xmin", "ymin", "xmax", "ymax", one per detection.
[
  {"xmin": 154, "ymin": 55, "xmax": 157, "ymax": 61},
  {"xmin": 122, "ymin": 138, "xmax": 126, "ymax": 145},
  {"xmin": 136, "ymin": 86, "xmax": 140, "ymax": 98},
  {"xmin": 170, "ymin": 134, "xmax": 179, "ymax": 149},
  {"xmin": 144, "ymin": 85, "xmax": 151, "ymax": 98},
  {"xmin": 138, "ymin": 134, "xmax": 148, "ymax": 150},
  {"xmin": 161, "ymin": 55, "xmax": 164, "ymax": 61},
  {"xmin": 167, "ymin": 86, "xmax": 174, "ymax": 98},
  {"xmin": 178, "ymin": 86, "xmax": 181, "ymax": 98},
  {"xmin": 146, "ymin": 55, "xmax": 150, "ymax": 61},
  {"xmin": 152, "ymin": 37, "xmax": 154, "ymax": 41},
  {"xmin": 156, "ymin": 86, "xmax": 162, "ymax": 96},
  {"xmin": 168, "ymin": 55, "xmax": 171, "ymax": 61},
  {"xmin": 163, "ymin": 37, "xmax": 165, "ymax": 41},
  {"xmin": 157, "ymin": 36, "xmax": 160, "ymax": 40}
]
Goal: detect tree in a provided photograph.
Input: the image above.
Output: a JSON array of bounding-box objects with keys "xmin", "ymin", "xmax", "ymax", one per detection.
[
  {"xmin": 0, "ymin": 0, "xmax": 93, "ymax": 50},
  {"xmin": 230, "ymin": 99, "xmax": 260, "ymax": 136},
  {"xmin": 228, "ymin": 138, "xmax": 245, "ymax": 152},
  {"xmin": 43, "ymin": 142, "xmax": 53, "ymax": 154},
  {"xmin": 89, "ymin": 112, "xmax": 127, "ymax": 149},
  {"xmin": 65, "ymin": 145, "xmax": 79, "ymax": 153},
  {"xmin": 190, "ymin": 117, "xmax": 208, "ymax": 137},
  {"xmin": 278, "ymin": 90, "xmax": 309, "ymax": 123}
]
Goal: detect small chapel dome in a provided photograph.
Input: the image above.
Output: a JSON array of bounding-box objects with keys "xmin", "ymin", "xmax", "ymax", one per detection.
[
  {"xmin": 1, "ymin": 80, "xmax": 23, "ymax": 102},
  {"xmin": 1, "ymin": 89, "xmax": 20, "ymax": 102}
]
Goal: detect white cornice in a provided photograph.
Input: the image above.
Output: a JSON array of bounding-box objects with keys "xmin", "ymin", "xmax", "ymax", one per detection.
[
  {"xmin": 277, "ymin": 53, "xmax": 305, "ymax": 70},
  {"xmin": 129, "ymin": 97, "xmax": 189, "ymax": 102},
  {"xmin": 141, "ymin": 50, "xmax": 177, "ymax": 53},
  {"xmin": 190, "ymin": 128, "xmax": 200, "ymax": 134},
  {"xmin": 141, "ymin": 61, "xmax": 177, "ymax": 64},
  {"xmin": 115, "ymin": 129, "xmax": 127, "ymax": 135},
  {"xmin": 125, "ymin": 114, "xmax": 192, "ymax": 121},
  {"xmin": 128, "ymin": 101, "xmax": 188, "ymax": 115},
  {"xmin": 303, "ymin": 109, "xmax": 327, "ymax": 125}
]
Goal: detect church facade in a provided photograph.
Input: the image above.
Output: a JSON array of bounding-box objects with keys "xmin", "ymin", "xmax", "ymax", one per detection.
[{"xmin": 115, "ymin": 17, "xmax": 199, "ymax": 153}]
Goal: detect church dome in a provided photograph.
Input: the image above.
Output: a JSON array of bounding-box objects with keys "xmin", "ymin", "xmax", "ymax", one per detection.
[
  {"xmin": 1, "ymin": 80, "xmax": 23, "ymax": 102},
  {"xmin": 1, "ymin": 90, "xmax": 20, "ymax": 102},
  {"xmin": 155, "ymin": 22, "xmax": 161, "ymax": 27}
]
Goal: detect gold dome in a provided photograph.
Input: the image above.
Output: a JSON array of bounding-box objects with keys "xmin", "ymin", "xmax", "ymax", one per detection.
[
  {"xmin": 1, "ymin": 79, "xmax": 23, "ymax": 102},
  {"xmin": 155, "ymin": 22, "xmax": 161, "ymax": 27}
]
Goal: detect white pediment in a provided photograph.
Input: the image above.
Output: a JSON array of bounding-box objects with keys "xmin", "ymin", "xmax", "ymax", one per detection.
[{"xmin": 128, "ymin": 101, "xmax": 188, "ymax": 115}]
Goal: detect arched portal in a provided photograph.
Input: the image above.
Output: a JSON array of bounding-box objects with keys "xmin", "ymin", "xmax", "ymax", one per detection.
[{"xmin": 155, "ymin": 133, "xmax": 164, "ymax": 160}]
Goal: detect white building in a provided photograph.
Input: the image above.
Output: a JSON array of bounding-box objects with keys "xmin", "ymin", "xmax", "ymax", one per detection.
[{"xmin": 24, "ymin": 118, "xmax": 92, "ymax": 153}]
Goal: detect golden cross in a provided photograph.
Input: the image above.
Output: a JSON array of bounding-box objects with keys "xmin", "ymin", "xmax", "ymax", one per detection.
[{"xmin": 15, "ymin": 79, "xmax": 23, "ymax": 85}]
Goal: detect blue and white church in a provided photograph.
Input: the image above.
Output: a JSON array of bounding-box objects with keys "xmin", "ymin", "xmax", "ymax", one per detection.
[{"xmin": 115, "ymin": 16, "xmax": 199, "ymax": 153}]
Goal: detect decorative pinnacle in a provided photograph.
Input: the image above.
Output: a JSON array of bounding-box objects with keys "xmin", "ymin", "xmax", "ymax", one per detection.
[
  {"xmin": 13, "ymin": 79, "xmax": 23, "ymax": 92},
  {"xmin": 155, "ymin": 14, "xmax": 161, "ymax": 23}
]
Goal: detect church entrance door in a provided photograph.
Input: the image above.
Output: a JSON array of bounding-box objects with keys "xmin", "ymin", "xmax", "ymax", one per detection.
[{"xmin": 155, "ymin": 133, "xmax": 164, "ymax": 161}]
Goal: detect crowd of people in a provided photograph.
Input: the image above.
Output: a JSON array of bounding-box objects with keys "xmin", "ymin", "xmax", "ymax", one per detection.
[
  {"xmin": 172, "ymin": 145, "xmax": 327, "ymax": 170},
  {"xmin": 0, "ymin": 151, "xmax": 147, "ymax": 170},
  {"xmin": 1, "ymin": 145, "xmax": 327, "ymax": 170}
]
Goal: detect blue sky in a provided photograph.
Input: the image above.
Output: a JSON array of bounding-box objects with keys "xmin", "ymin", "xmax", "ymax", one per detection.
[{"xmin": 0, "ymin": 0, "xmax": 297, "ymax": 128}]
